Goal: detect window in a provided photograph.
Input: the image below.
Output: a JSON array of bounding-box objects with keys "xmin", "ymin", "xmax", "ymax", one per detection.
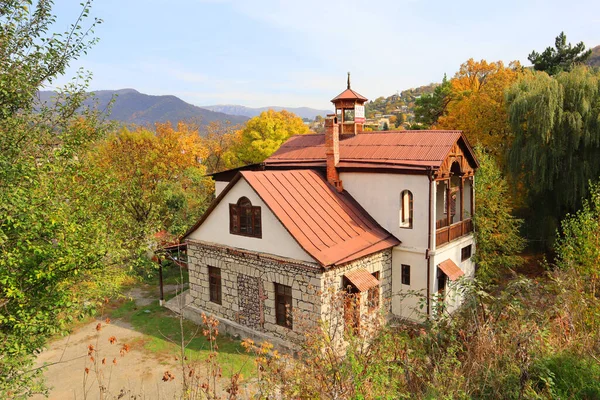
[
  {"xmin": 274, "ymin": 283, "xmax": 293, "ymax": 329},
  {"xmin": 229, "ymin": 197, "xmax": 261, "ymax": 238},
  {"xmin": 208, "ymin": 266, "xmax": 221, "ymax": 304},
  {"xmin": 461, "ymin": 245, "xmax": 472, "ymax": 262},
  {"xmin": 368, "ymin": 271, "xmax": 380, "ymax": 310},
  {"xmin": 400, "ymin": 190, "xmax": 413, "ymax": 228},
  {"xmin": 401, "ymin": 264, "xmax": 411, "ymax": 285}
]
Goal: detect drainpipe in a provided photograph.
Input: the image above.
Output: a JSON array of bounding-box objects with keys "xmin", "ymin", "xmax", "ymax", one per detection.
[{"xmin": 426, "ymin": 167, "xmax": 433, "ymax": 317}]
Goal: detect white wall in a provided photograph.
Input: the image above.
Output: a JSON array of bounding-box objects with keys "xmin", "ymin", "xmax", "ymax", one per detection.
[
  {"xmin": 339, "ymin": 172, "xmax": 431, "ymax": 251},
  {"xmin": 390, "ymin": 247, "xmax": 428, "ymax": 321},
  {"xmin": 432, "ymin": 235, "xmax": 476, "ymax": 313},
  {"xmin": 187, "ymin": 178, "xmax": 316, "ymax": 263},
  {"xmin": 215, "ymin": 181, "xmax": 228, "ymax": 197}
]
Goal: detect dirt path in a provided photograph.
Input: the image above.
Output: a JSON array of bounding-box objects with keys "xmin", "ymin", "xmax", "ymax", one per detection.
[{"xmin": 32, "ymin": 286, "xmax": 185, "ymax": 400}]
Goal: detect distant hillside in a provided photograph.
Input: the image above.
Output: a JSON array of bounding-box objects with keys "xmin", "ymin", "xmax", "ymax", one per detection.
[
  {"xmin": 587, "ymin": 45, "xmax": 600, "ymax": 67},
  {"xmin": 366, "ymin": 83, "xmax": 438, "ymax": 118},
  {"xmin": 37, "ymin": 89, "xmax": 249, "ymax": 126},
  {"xmin": 203, "ymin": 104, "xmax": 332, "ymax": 120}
]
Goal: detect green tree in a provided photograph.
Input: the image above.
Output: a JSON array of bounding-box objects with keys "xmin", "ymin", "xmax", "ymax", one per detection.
[
  {"xmin": 506, "ymin": 66, "xmax": 600, "ymax": 245},
  {"xmin": 382, "ymin": 121, "xmax": 389, "ymax": 131},
  {"xmin": 473, "ymin": 148, "xmax": 525, "ymax": 283},
  {"xmin": 231, "ymin": 109, "xmax": 309, "ymax": 164},
  {"xmin": 555, "ymin": 181, "xmax": 600, "ymax": 285},
  {"xmin": 414, "ymin": 74, "xmax": 451, "ymax": 128},
  {"xmin": 0, "ymin": 2, "xmax": 131, "ymax": 397},
  {"xmin": 528, "ymin": 32, "xmax": 592, "ymax": 75}
]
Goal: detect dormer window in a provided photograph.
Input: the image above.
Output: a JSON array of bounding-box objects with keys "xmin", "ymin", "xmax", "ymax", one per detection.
[
  {"xmin": 229, "ymin": 197, "xmax": 262, "ymax": 238},
  {"xmin": 400, "ymin": 190, "xmax": 413, "ymax": 229}
]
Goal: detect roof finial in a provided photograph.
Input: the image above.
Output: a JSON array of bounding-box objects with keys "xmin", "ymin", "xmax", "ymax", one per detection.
[{"xmin": 347, "ymin": 72, "xmax": 351, "ymax": 89}]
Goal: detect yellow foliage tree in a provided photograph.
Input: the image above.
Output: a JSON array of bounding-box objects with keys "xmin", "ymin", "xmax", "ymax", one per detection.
[
  {"xmin": 230, "ymin": 109, "xmax": 310, "ymax": 165},
  {"xmin": 201, "ymin": 120, "xmax": 243, "ymax": 173},
  {"xmin": 94, "ymin": 122, "xmax": 212, "ymax": 237},
  {"xmin": 436, "ymin": 59, "xmax": 524, "ymax": 160}
]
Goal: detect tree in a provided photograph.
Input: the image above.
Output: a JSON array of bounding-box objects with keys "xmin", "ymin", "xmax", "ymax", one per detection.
[
  {"xmin": 435, "ymin": 59, "xmax": 523, "ymax": 161},
  {"xmin": 414, "ymin": 74, "xmax": 452, "ymax": 128},
  {"xmin": 528, "ymin": 32, "xmax": 592, "ymax": 75},
  {"xmin": 506, "ymin": 66, "xmax": 600, "ymax": 245},
  {"xmin": 230, "ymin": 109, "xmax": 309, "ymax": 165},
  {"xmin": 555, "ymin": 182, "xmax": 600, "ymax": 287},
  {"xmin": 0, "ymin": 2, "xmax": 133, "ymax": 396},
  {"xmin": 473, "ymin": 148, "xmax": 525, "ymax": 283},
  {"xmin": 94, "ymin": 122, "xmax": 212, "ymax": 240},
  {"xmin": 201, "ymin": 120, "xmax": 243, "ymax": 173},
  {"xmin": 382, "ymin": 121, "xmax": 390, "ymax": 131}
]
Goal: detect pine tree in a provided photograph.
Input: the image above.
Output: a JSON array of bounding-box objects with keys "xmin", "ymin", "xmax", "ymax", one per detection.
[{"xmin": 528, "ymin": 32, "xmax": 592, "ymax": 75}]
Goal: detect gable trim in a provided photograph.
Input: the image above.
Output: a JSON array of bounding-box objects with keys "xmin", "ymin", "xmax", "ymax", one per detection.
[{"xmin": 181, "ymin": 173, "xmax": 243, "ymax": 240}]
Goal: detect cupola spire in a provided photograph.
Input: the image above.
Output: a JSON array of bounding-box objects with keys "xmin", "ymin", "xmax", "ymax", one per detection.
[{"xmin": 347, "ymin": 72, "xmax": 351, "ymax": 89}]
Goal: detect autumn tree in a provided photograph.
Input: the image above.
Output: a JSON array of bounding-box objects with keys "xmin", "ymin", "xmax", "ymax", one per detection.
[
  {"xmin": 435, "ymin": 59, "xmax": 523, "ymax": 161},
  {"xmin": 201, "ymin": 120, "xmax": 243, "ymax": 173},
  {"xmin": 94, "ymin": 122, "xmax": 213, "ymax": 241},
  {"xmin": 230, "ymin": 109, "xmax": 309, "ymax": 165},
  {"xmin": 414, "ymin": 74, "xmax": 452, "ymax": 128},
  {"xmin": 506, "ymin": 65, "xmax": 600, "ymax": 245},
  {"xmin": 528, "ymin": 32, "xmax": 592, "ymax": 75}
]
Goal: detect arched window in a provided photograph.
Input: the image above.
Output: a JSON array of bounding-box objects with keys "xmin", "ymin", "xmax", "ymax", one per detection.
[
  {"xmin": 229, "ymin": 197, "xmax": 262, "ymax": 238},
  {"xmin": 400, "ymin": 190, "xmax": 413, "ymax": 229}
]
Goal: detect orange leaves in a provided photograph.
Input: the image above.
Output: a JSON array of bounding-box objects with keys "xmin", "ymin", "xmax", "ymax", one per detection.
[
  {"xmin": 108, "ymin": 336, "xmax": 117, "ymax": 345},
  {"xmin": 120, "ymin": 344, "xmax": 130, "ymax": 357},
  {"xmin": 436, "ymin": 58, "xmax": 524, "ymax": 159},
  {"xmin": 162, "ymin": 371, "xmax": 175, "ymax": 382}
]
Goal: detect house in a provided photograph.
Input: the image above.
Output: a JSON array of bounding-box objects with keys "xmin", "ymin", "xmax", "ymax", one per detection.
[{"xmin": 178, "ymin": 80, "xmax": 478, "ymax": 348}]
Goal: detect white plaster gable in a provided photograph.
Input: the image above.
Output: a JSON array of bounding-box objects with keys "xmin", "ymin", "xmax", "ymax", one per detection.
[{"xmin": 187, "ymin": 178, "xmax": 317, "ymax": 264}]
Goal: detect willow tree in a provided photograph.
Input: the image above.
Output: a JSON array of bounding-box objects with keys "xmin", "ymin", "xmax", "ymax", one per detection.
[{"xmin": 506, "ymin": 66, "xmax": 600, "ymax": 245}]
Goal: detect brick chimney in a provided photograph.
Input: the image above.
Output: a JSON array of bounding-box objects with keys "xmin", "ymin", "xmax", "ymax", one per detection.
[{"xmin": 325, "ymin": 114, "xmax": 343, "ymax": 192}]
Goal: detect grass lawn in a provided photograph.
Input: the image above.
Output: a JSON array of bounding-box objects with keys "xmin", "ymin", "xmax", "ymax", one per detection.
[{"xmin": 109, "ymin": 298, "xmax": 256, "ymax": 378}]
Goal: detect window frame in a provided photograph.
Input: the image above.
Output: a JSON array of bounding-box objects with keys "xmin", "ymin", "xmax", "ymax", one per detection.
[
  {"xmin": 274, "ymin": 283, "xmax": 293, "ymax": 329},
  {"xmin": 401, "ymin": 264, "xmax": 411, "ymax": 286},
  {"xmin": 400, "ymin": 190, "xmax": 414, "ymax": 229},
  {"xmin": 208, "ymin": 266, "xmax": 222, "ymax": 305},
  {"xmin": 461, "ymin": 245, "xmax": 472, "ymax": 262},
  {"xmin": 229, "ymin": 197, "xmax": 262, "ymax": 238}
]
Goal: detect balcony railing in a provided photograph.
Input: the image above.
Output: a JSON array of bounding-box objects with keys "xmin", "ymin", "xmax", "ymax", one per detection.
[{"xmin": 436, "ymin": 219, "xmax": 473, "ymax": 247}]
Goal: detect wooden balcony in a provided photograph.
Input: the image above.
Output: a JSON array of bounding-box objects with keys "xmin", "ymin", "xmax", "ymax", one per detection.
[{"xmin": 436, "ymin": 219, "xmax": 473, "ymax": 247}]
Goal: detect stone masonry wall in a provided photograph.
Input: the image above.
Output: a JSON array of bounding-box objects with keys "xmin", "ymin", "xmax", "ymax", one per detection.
[
  {"xmin": 186, "ymin": 239, "xmax": 393, "ymax": 345},
  {"xmin": 320, "ymin": 249, "xmax": 393, "ymax": 339},
  {"xmin": 187, "ymin": 240, "xmax": 323, "ymax": 343}
]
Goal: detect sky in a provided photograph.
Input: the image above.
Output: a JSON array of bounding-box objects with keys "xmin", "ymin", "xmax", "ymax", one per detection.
[{"xmin": 51, "ymin": 0, "xmax": 600, "ymax": 110}]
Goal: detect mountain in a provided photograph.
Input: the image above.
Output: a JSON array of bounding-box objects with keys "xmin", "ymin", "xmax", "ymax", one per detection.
[
  {"xmin": 37, "ymin": 89, "xmax": 249, "ymax": 126},
  {"xmin": 587, "ymin": 45, "xmax": 600, "ymax": 67},
  {"xmin": 203, "ymin": 104, "xmax": 332, "ymax": 120}
]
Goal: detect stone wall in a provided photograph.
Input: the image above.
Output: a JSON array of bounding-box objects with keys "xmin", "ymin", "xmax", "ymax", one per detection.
[
  {"xmin": 320, "ymin": 249, "xmax": 393, "ymax": 340},
  {"xmin": 186, "ymin": 239, "xmax": 394, "ymax": 346},
  {"xmin": 186, "ymin": 240, "xmax": 322, "ymax": 343}
]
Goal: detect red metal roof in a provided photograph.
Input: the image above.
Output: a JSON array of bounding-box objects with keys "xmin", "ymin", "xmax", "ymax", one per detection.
[
  {"xmin": 438, "ymin": 259, "xmax": 465, "ymax": 281},
  {"xmin": 241, "ymin": 170, "xmax": 399, "ymax": 267},
  {"xmin": 331, "ymin": 88, "xmax": 368, "ymax": 102},
  {"xmin": 344, "ymin": 268, "xmax": 380, "ymax": 292},
  {"xmin": 265, "ymin": 130, "xmax": 476, "ymax": 171}
]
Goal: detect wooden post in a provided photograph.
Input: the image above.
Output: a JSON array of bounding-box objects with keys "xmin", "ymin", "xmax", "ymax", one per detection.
[
  {"xmin": 158, "ymin": 256, "xmax": 164, "ymax": 306},
  {"xmin": 460, "ymin": 177, "xmax": 465, "ymax": 235}
]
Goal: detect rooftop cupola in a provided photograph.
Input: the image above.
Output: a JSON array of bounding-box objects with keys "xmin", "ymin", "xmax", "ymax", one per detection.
[{"xmin": 330, "ymin": 72, "xmax": 368, "ymax": 135}]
